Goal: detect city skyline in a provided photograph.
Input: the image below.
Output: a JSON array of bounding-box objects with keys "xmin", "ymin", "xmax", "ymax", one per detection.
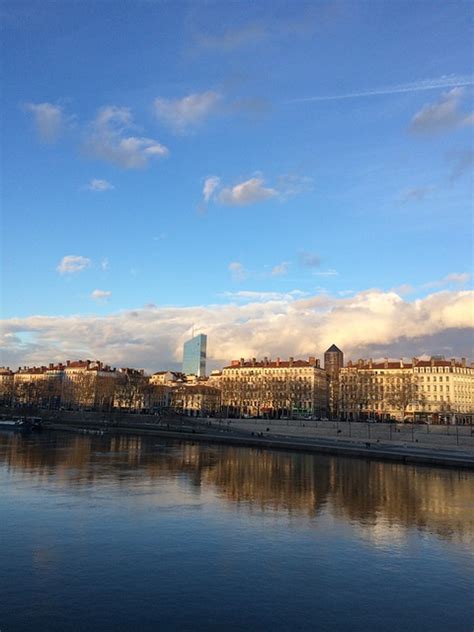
[
  {"xmin": 1, "ymin": 1, "xmax": 473, "ymax": 372},
  {"xmin": 3, "ymin": 346, "xmax": 473, "ymax": 376}
]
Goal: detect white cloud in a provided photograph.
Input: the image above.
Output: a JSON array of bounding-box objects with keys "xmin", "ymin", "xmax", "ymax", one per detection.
[
  {"xmin": 91, "ymin": 289, "xmax": 112, "ymax": 301},
  {"xmin": 203, "ymin": 176, "xmax": 221, "ymax": 202},
  {"xmin": 228, "ymin": 262, "xmax": 247, "ymax": 282},
  {"xmin": 390, "ymin": 284, "xmax": 414, "ymax": 297},
  {"xmin": 100, "ymin": 258, "xmax": 109, "ymax": 271},
  {"xmin": 85, "ymin": 106, "xmax": 168, "ymax": 169},
  {"xmin": 57, "ymin": 255, "xmax": 91, "ymax": 275},
  {"xmin": 203, "ymin": 173, "xmax": 311, "ymax": 206},
  {"xmin": 218, "ymin": 177, "xmax": 278, "ymax": 206},
  {"xmin": 409, "ymin": 88, "xmax": 473, "ymax": 134},
  {"xmin": 154, "ymin": 91, "xmax": 222, "ymax": 133},
  {"xmin": 445, "ymin": 273, "xmax": 471, "ymax": 284},
  {"xmin": 1, "ymin": 289, "xmax": 472, "ymax": 373},
  {"xmin": 424, "ymin": 272, "xmax": 471, "ymax": 289},
  {"xmin": 271, "ymin": 262, "xmax": 290, "ymax": 277},
  {"xmin": 23, "ymin": 102, "xmax": 63, "ymax": 143},
  {"xmin": 87, "ymin": 178, "xmax": 114, "ymax": 192}
]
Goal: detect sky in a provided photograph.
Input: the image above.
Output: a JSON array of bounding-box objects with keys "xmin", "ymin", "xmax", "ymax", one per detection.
[{"xmin": 1, "ymin": 0, "xmax": 473, "ymax": 372}]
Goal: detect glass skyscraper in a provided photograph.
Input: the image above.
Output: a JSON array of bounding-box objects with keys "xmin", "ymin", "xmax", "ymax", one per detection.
[{"xmin": 182, "ymin": 334, "xmax": 207, "ymax": 377}]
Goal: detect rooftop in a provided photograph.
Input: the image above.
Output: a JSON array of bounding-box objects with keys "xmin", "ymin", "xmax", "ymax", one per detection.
[{"xmin": 225, "ymin": 356, "xmax": 321, "ymax": 369}]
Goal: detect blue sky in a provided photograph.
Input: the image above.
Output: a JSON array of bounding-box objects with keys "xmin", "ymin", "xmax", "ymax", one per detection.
[{"xmin": 1, "ymin": 1, "xmax": 473, "ymax": 370}]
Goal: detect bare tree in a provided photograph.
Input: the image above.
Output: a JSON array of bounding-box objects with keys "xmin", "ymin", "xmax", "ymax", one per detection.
[
  {"xmin": 385, "ymin": 374, "xmax": 425, "ymax": 421},
  {"xmin": 114, "ymin": 372, "xmax": 148, "ymax": 411}
]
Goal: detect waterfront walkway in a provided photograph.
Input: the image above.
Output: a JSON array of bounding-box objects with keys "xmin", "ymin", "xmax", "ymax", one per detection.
[{"xmin": 210, "ymin": 417, "xmax": 474, "ymax": 452}]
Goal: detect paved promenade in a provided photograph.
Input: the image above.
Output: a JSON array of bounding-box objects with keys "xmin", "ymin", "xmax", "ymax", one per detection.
[{"xmin": 206, "ymin": 418, "xmax": 474, "ymax": 453}]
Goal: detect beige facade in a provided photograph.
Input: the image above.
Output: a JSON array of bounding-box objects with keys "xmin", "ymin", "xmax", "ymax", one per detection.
[
  {"xmin": 170, "ymin": 383, "xmax": 221, "ymax": 417},
  {"xmin": 13, "ymin": 367, "xmax": 49, "ymax": 406},
  {"xmin": 339, "ymin": 357, "xmax": 474, "ymax": 423},
  {"xmin": 212, "ymin": 356, "xmax": 328, "ymax": 418},
  {"xmin": 149, "ymin": 371, "xmax": 186, "ymax": 385},
  {"xmin": 61, "ymin": 361, "xmax": 118, "ymax": 411}
]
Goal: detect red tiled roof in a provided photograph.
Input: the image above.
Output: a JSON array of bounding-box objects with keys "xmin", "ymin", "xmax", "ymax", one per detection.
[
  {"xmin": 224, "ymin": 359, "xmax": 318, "ymax": 369},
  {"xmin": 345, "ymin": 358, "xmax": 467, "ymax": 370}
]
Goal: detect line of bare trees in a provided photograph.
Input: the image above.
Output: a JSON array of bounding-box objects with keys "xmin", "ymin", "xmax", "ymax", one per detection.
[
  {"xmin": 339, "ymin": 373, "xmax": 428, "ymax": 421},
  {"xmin": 218, "ymin": 376, "xmax": 326, "ymax": 419}
]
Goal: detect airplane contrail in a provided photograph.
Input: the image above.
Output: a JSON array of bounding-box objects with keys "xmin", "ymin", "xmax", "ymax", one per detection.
[{"xmin": 287, "ymin": 74, "xmax": 474, "ymax": 103}]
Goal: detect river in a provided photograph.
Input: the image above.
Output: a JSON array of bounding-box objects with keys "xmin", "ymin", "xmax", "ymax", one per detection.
[{"xmin": 0, "ymin": 430, "xmax": 473, "ymax": 631}]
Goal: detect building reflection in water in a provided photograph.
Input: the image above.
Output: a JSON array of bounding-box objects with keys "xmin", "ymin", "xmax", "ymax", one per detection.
[{"xmin": 0, "ymin": 431, "xmax": 472, "ymax": 546}]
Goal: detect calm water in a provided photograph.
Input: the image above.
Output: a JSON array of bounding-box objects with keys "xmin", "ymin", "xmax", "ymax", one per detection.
[{"xmin": 0, "ymin": 431, "xmax": 473, "ymax": 631}]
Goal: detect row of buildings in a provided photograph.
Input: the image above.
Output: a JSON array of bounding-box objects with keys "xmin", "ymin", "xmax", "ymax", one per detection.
[{"xmin": 0, "ymin": 345, "xmax": 473, "ymax": 423}]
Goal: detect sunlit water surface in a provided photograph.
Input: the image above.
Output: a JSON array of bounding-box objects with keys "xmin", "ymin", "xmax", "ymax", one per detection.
[{"xmin": 1, "ymin": 431, "xmax": 473, "ymax": 631}]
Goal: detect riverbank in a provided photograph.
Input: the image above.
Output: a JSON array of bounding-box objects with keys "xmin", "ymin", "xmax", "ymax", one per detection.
[{"xmin": 42, "ymin": 417, "xmax": 474, "ymax": 469}]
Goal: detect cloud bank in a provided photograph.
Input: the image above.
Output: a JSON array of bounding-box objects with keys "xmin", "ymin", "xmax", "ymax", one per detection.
[{"xmin": 1, "ymin": 289, "xmax": 472, "ymax": 373}]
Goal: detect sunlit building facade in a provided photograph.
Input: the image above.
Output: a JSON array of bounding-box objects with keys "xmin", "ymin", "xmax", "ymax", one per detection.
[
  {"xmin": 213, "ymin": 356, "xmax": 328, "ymax": 418},
  {"xmin": 339, "ymin": 357, "xmax": 474, "ymax": 423}
]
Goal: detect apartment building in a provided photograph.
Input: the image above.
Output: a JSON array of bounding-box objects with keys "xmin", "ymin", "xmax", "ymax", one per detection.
[
  {"xmin": 61, "ymin": 360, "xmax": 118, "ymax": 411},
  {"xmin": 339, "ymin": 357, "xmax": 473, "ymax": 423},
  {"xmin": 170, "ymin": 383, "xmax": 221, "ymax": 417},
  {"xmin": 212, "ymin": 356, "xmax": 328, "ymax": 418}
]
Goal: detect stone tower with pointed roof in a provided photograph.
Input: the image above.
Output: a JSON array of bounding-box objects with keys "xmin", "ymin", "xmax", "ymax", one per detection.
[
  {"xmin": 324, "ymin": 344, "xmax": 344, "ymax": 419},
  {"xmin": 324, "ymin": 344, "xmax": 344, "ymax": 375}
]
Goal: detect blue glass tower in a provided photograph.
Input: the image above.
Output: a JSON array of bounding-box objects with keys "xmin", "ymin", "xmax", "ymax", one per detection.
[{"xmin": 183, "ymin": 334, "xmax": 207, "ymax": 377}]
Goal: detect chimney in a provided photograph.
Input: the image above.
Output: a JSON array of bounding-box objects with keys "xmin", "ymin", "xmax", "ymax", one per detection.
[
  {"xmin": 368, "ymin": 358, "xmax": 373, "ymax": 368},
  {"xmin": 431, "ymin": 357, "xmax": 435, "ymax": 367},
  {"xmin": 239, "ymin": 358, "xmax": 244, "ymax": 367},
  {"xmin": 66, "ymin": 360, "xmax": 71, "ymax": 367},
  {"xmin": 276, "ymin": 357, "xmax": 281, "ymax": 367},
  {"xmin": 384, "ymin": 358, "xmax": 388, "ymax": 369},
  {"xmin": 400, "ymin": 358, "xmax": 404, "ymax": 368},
  {"xmin": 252, "ymin": 357, "xmax": 256, "ymax": 366},
  {"xmin": 309, "ymin": 356, "xmax": 316, "ymax": 366},
  {"xmin": 289, "ymin": 356, "xmax": 294, "ymax": 367},
  {"xmin": 315, "ymin": 359, "xmax": 320, "ymax": 368},
  {"xmin": 412, "ymin": 357, "xmax": 418, "ymax": 367},
  {"xmin": 451, "ymin": 358, "xmax": 456, "ymax": 367},
  {"xmin": 461, "ymin": 357, "xmax": 466, "ymax": 367}
]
